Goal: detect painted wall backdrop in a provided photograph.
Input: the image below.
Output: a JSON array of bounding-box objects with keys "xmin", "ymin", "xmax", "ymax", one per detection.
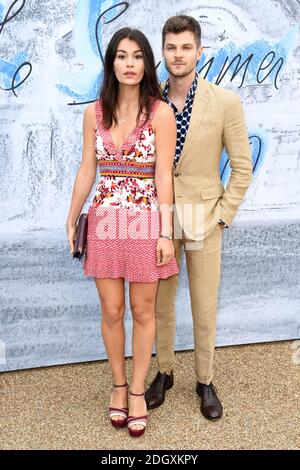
[{"xmin": 0, "ymin": 0, "xmax": 299, "ymax": 371}]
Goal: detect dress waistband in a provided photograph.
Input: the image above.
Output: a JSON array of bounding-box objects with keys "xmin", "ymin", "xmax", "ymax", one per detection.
[{"xmin": 98, "ymin": 159, "xmax": 155, "ymax": 178}]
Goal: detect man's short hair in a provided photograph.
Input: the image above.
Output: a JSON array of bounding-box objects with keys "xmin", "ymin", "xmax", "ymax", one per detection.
[{"xmin": 162, "ymin": 15, "xmax": 201, "ymax": 48}]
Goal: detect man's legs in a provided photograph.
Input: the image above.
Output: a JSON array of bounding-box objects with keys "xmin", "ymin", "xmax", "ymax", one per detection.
[
  {"xmin": 146, "ymin": 224, "xmax": 223, "ymax": 416},
  {"xmin": 184, "ymin": 224, "xmax": 223, "ymax": 419},
  {"xmin": 184, "ymin": 224, "xmax": 223, "ymax": 384}
]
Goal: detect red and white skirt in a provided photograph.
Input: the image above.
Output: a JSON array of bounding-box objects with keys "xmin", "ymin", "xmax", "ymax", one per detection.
[{"xmin": 83, "ymin": 205, "xmax": 179, "ymax": 283}]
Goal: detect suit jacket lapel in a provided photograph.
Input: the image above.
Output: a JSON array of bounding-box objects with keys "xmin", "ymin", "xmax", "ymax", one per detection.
[{"xmin": 175, "ymin": 77, "xmax": 210, "ymax": 172}]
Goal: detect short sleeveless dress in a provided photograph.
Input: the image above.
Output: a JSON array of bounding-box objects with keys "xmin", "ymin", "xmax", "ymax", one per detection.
[{"xmin": 83, "ymin": 98, "xmax": 179, "ymax": 283}]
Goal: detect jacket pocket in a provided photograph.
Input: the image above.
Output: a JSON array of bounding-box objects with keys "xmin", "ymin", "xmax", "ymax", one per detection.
[{"xmin": 200, "ymin": 184, "xmax": 224, "ymax": 200}]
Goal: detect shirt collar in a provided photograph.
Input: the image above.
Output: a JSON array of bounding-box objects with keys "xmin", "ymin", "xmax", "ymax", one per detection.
[{"xmin": 163, "ymin": 71, "xmax": 199, "ymax": 107}]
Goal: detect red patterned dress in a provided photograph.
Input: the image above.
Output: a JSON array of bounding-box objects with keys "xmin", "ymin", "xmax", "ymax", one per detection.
[{"xmin": 83, "ymin": 98, "xmax": 179, "ymax": 282}]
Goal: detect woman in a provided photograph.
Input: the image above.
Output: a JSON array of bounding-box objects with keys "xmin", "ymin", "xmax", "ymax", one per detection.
[{"xmin": 66, "ymin": 27, "xmax": 178, "ymax": 438}]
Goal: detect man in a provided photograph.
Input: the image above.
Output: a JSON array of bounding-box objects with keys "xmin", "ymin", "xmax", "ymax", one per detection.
[{"xmin": 145, "ymin": 15, "xmax": 253, "ymax": 420}]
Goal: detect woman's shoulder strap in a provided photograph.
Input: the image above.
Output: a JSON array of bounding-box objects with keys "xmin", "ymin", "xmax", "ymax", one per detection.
[
  {"xmin": 149, "ymin": 97, "xmax": 162, "ymax": 121},
  {"xmin": 95, "ymin": 98, "xmax": 103, "ymax": 131}
]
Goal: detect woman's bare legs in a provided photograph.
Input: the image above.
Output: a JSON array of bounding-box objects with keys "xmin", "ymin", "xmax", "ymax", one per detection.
[
  {"xmin": 94, "ymin": 277, "xmax": 127, "ymax": 422},
  {"xmin": 129, "ymin": 280, "xmax": 159, "ymax": 430}
]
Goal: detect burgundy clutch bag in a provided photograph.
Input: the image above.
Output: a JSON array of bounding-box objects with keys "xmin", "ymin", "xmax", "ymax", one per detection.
[{"xmin": 73, "ymin": 213, "xmax": 88, "ymax": 260}]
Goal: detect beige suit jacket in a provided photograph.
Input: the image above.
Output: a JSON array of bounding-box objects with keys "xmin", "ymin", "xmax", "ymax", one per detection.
[{"xmin": 162, "ymin": 77, "xmax": 253, "ymax": 240}]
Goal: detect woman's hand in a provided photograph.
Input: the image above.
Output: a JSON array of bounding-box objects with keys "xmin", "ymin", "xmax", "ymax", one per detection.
[
  {"xmin": 66, "ymin": 221, "xmax": 76, "ymax": 255},
  {"xmin": 156, "ymin": 238, "xmax": 175, "ymax": 266}
]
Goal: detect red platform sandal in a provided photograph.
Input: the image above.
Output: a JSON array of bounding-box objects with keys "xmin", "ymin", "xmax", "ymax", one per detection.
[
  {"xmin": 127, "ymin": 391, "xmax": 149, "ymax": 437},
  {"xmin": 108, "ymin": 383, "xmax": 128, "ymax": 428}
]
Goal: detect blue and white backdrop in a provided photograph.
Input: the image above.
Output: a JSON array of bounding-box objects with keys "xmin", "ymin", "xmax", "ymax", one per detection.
[{"xmin": 0, "ymin": 0, "xmax": 299, "ymax": 371}]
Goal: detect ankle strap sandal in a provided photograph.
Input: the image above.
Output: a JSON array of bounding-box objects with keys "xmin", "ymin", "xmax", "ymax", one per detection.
[{"xmin": 109, "ymin": 383, "xmax": 128, "ymax": 428}]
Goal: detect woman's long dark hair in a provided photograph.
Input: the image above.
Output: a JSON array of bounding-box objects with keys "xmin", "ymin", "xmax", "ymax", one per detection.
[{"xmin": 99, "ymin": 27, "xmax": 162, "ymax": 129}]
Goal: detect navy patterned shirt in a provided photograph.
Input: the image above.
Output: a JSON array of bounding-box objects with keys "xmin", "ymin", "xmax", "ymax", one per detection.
[{"xmin": 162, "ymin": 72, "xmax": 198, "ymax": 168}]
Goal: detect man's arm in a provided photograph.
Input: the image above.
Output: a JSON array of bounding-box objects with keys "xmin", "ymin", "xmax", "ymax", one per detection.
[{"xmin": 220, "ymin": 93, "xmax": 253, "ymax": 226}]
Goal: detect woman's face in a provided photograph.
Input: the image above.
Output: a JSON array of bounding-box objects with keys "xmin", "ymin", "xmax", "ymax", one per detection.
[{"xmin": 113, "ymin": 38, "xmax": 145, "ymax": 86}]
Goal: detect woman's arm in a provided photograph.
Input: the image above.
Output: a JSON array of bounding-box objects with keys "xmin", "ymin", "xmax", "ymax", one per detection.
[
  {"xmin": 66, "ymin": 103, "xmax": 97, "ymax": 252},
  {"xmin": 153, "ymin": 101, "xmax": 177, "ymax": 265},
  {"xmin": 153, "ymin": 101, "xmax": 176, "ymax": 236}
]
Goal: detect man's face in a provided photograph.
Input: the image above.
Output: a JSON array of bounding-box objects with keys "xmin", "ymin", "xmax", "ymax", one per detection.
[{"xmin": 162, "ymin": 31, "xmax": 202, "ymax": 78}]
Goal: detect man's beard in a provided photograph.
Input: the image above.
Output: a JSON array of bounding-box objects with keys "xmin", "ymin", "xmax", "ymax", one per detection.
[{"xmin": 165, "ymin": 62, "xmax": 196, "ymax": 79}]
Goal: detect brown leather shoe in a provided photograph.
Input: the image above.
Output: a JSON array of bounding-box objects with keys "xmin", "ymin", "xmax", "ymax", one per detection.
[
  {"xmin": 145, "ymin": 371, "xmax": 174, "ymax": 409},
  {"xmin": 196, "ymin": 382, "xmax": 223, "ymax": 420}
]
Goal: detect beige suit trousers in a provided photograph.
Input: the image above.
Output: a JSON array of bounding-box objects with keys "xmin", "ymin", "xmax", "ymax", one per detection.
[{"xmin": 155, "ymin": 223, "xmax": 223, "ymax": 385}]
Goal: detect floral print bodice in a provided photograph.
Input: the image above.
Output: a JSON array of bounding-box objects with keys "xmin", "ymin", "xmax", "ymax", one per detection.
[{"xmin": 91, "ymin": 98, "xmax": 161, "ymax": 211}]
